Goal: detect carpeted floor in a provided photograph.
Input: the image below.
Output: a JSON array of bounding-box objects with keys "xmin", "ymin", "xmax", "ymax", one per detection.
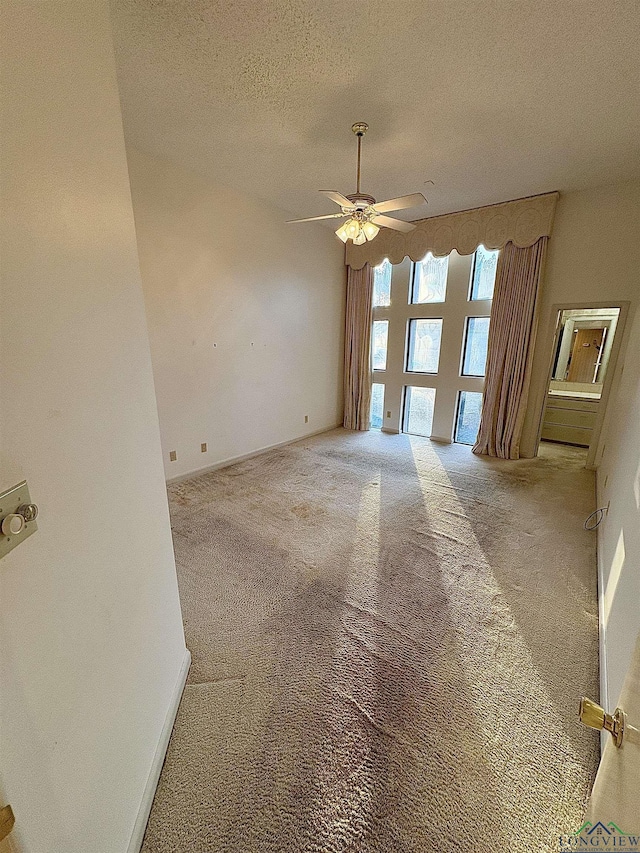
[{"xmin": 142, "ymin": 429, "xmax": 600, "ymax": 853}]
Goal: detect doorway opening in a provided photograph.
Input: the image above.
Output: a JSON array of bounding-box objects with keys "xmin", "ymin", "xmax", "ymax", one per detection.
[{"xmin": 538, "ymin": 303, "xmax": 628, "ymax": 467}]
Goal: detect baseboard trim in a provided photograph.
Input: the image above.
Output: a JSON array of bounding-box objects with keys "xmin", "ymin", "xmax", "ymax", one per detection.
[
  {"xmin": 127, "ymin": 648, "xmax": 191, "ymax": 853},
  {"xmin": 166, "ymin": 423, "xmax": 343, "ymax": 485}
]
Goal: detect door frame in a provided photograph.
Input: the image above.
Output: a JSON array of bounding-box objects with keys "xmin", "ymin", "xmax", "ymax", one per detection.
[{"xmin": 533, "ymin": 300, "xmax": 630, "ymax": 469}]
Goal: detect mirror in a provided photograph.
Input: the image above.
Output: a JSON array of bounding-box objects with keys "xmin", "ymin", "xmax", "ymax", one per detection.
[{"xmin": 550, "ymin": 308, "xmax": 620, "ymax": 401}]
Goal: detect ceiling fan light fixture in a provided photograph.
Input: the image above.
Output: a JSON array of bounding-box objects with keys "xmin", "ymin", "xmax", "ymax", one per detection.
[
  {"xmin": 335, "ymin": 222, "xmax": 351, "ymax": 243},
  {"xmin": 345, "ymin": 218, "xmax": 361, "ymax": 240},
  {"xmin": 335, "ymin": 214, "xmax": 379, "ymax": 245},
  {"xmin": 362, "ymin": 220, "xmax": 380, "ymax": 241}
]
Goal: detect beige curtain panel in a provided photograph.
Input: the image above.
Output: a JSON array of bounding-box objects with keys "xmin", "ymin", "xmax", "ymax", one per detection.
[
  {"xmin": 343, "ymin": 263, "xmax": 374, "ymax": 431},
  {"xmin": 473, "ymin": 237, "xmax": 549, "ymax": 459}
]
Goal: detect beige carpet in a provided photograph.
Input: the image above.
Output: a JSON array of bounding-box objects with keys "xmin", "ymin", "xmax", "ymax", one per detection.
[{"xmin": 142, "ymin": 429, "xmax": 600, "ymax": 853}]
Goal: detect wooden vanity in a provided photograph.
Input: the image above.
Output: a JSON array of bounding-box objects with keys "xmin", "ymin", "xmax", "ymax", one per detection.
[{"xmin": 541, "ymin": 394, "xmax": 600, "ymax": 447}]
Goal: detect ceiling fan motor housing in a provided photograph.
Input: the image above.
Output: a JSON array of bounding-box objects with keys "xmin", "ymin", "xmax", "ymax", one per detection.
[{"xmin": 346, "ymin": 192, "xmax": 376, "ymax": 210}]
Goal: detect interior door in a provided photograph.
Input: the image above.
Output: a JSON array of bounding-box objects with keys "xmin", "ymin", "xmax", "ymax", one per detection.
[
  {"xmin": 585, "ymin": 634, "xmax": 640, "ymax": 836},
  {"xmin": 567, "ymin": 328, "xmax": 604, "ymax": 383}
]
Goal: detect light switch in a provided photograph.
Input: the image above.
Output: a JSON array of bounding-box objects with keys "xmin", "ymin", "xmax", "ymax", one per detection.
[{"xmin": 0, "ymin": 481, "xmax": 38, "ymax": 561}]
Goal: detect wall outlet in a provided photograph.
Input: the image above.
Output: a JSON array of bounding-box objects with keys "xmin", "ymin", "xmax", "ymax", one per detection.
[
  {"xmin": 304, "ymin": 415, "xmax": 309, "ymax": 423},
  {"xmin": 0, "ymin": 480, "xmax": 38, "ymax": 561},
  {"xmin": 201, "ymin": 443, "xmax": 207, "ymax": 453},
  {"xmin": 386, "ymin": 411, "xmax": 391, "ymax": 418},
  {"xmin": 169, "ymin": 451, "xmax": 177, "ymax": 462}
]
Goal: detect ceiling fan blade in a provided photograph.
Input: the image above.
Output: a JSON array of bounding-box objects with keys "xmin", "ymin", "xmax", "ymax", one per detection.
[
  {"xmin": 371, "ymin": 192, "xmax": 427, "ymax": 214},
  {"xmin": 371, "ymin": 214, "xmax": 417, "ymax": 233},
  {"xmin": 319, "ymin": 190, "xmax": 355, "ymax": 208},
  {"xmin": 286, "ymin": 212, "xmax": 348, "ymax": 223}
]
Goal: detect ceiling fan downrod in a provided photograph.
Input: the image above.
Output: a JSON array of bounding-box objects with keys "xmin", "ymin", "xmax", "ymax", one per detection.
[{"xmin": 352, "ymin": 122, "xmax": 368, "ymax": 195}]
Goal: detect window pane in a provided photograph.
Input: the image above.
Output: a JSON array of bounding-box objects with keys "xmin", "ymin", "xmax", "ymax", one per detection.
[
  {"xmin": 455, "ymin": 391, "xmax": 483, "ymax": 445},
  {"xmin": 372, "ymin": 320, "xmax": 389, "ymax": 370},
  {"xmin": 462, "ymin": 317, "xmax": 490, "ymax": 376},
  {"xmin": 470, "ymin": 245, "xmax": 499, "ymax": 300},
  {"xmin": 407, "ymin": 319, "xmax": 443, "ymax": 373},
  {"xmin": 404, "ymin": 386, "xmax": 436, "ymax": 437},
  {"xmin": 411, "ymin": 253, "xmax": 448, "ymax": 303},
  {"xmin": 370, "ymin": 383, "xmax": 384, "ymax": 429},
  {"xmin": 373, "ymin": 259, "xmax": 392, "ymax": 307}
]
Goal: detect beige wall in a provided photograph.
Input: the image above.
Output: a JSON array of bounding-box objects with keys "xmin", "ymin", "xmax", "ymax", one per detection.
[
  {"xmin": 520, "ymin": 179, "xmax": 640, "ymax": 712},
  {"xmin": 126, "ymin": 148, "xmax": 346, "ymax": 481},
  {"xmin": 595, "ymin": 305, "xmax": 640, "ymax": 709},
  {"xmin": 520, "ymin": 179, "xmax": 640, "ymax": 457},
  {"xmin": 0, "ymin": 3, "xmax": 187, "ymax": 851}
]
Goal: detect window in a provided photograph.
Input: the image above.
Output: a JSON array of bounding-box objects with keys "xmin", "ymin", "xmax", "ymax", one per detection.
[
  {"xmin": 371, "ymin": 383, "xmax": 384, "ymax": 429},
  {"xmin": 470, "ymin": 245, "xmax": 499, "ymax": 300},
  {"xmin": 411, "ymin": 253, "xmax": 448, "ymax": 304},
  {"xmin": 462, "ymin": 317, "xmax": 490, "ymax": 376},
  {"xmin": 455, "ymin": 391, "xmax": 483, "ymax": 445},
  {"xmin": 373, "ymin": 259, "xmax": 392, "ymax": 307},
  {"xmin": 404, "ymin": 386, "xmax": 436, "ymax": 437},
  {"xmin": 406, "ymin": 319, "xmax": 443, "ymax": 374},
  {"xmin": 372, "ymin": 251, "xmax": 491, "ymax": 446},
  {"xmin": 372, "ymin": 320, "xmax": 389, "ymax": 371}
]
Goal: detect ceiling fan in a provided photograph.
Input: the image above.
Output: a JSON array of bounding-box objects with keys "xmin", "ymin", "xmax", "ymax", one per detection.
[{"xmin": 287, "ymin": 122, "xmax": 427, "ymax": 245}]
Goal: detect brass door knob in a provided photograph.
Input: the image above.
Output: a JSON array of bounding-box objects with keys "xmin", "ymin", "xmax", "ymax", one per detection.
[{"xmin": 579, "ymin": 697, "xmax": 625, "ymax": 748}]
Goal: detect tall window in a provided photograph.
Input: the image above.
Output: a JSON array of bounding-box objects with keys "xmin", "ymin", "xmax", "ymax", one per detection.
[
  {"xmin": 411, "ymin": 253, "xmax": 448, "ymax": 304},
  {"xmin": 371, "ymin": 247, "xmax": 498, "ymax": 442},
  {"xmin": 406, "ymin": 319, "xmax": 443, "ymax": 374},
  {"xmin": 455, "ymin": 392, "xmax": 483, "ymax": 445},
  {"xmin": 462, "ymin": 317, "xmax": 490, "ymax": 377},
  {"xmin": 371, "ymin": 383, "xmax": 384, "ymax": 429},
  {"xmin": 470, "ymin": 246, "xmax": 499, "ymax": 300},
  {"xmin": 369, "ymin": 260, "xmax": 392, "ymax": 430},
  {"xmin": 404, "ymin": 386, "xmax": 436, "ymax": 437},
  {"xmin": 373, "ymin": 259, "xmax": 392, "ymax": 307},
  {"xmin": 372, "ymin": 320, "xmax": 389, "ymax": 371}
]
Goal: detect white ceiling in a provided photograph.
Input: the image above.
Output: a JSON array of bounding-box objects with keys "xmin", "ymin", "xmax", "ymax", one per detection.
[{"xmin": 110, "ymin": 0, "xmax": 640, "ymax": 221}]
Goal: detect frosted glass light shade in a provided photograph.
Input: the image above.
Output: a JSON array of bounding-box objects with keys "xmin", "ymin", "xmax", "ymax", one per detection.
[
  {"xmin": 362, "ymin": 220, "xmax": 380, "ymax": 241},
  {"xmin": 353, "ymin": 229, "xmax": 367, "ymax": 245},
  {"xmin": 335, "ymin": 222, "xmax": 350, "ymax": 243},
  {"xmin": 345, "ymin": 218, "xmax": 360, "ymax": 240}
]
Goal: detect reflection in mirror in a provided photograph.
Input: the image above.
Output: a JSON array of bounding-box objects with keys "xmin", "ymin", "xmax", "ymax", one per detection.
[{"xmin": 550, "ymin": 307, "xmax": 620, "ymax": 401}]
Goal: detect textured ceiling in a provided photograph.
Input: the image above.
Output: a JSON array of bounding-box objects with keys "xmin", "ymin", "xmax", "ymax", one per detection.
[{"xmin": 110, "ymin": 0, "xmax": 640, "ymax": 221}]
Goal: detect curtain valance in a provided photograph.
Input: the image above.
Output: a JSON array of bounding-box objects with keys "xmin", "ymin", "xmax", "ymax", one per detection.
[{"xmin": 345, "ymin": 191, "xmax": 559, "ymax": 270}]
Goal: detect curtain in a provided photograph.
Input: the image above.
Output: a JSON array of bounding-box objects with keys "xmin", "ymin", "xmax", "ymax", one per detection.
[
  {"xmin": 473, "ymin": 237, "xmax": 548, "ymax": 459},
  {"xmin": 343, "ymin": 263, "xmax": 374, "ymax": 430}
]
